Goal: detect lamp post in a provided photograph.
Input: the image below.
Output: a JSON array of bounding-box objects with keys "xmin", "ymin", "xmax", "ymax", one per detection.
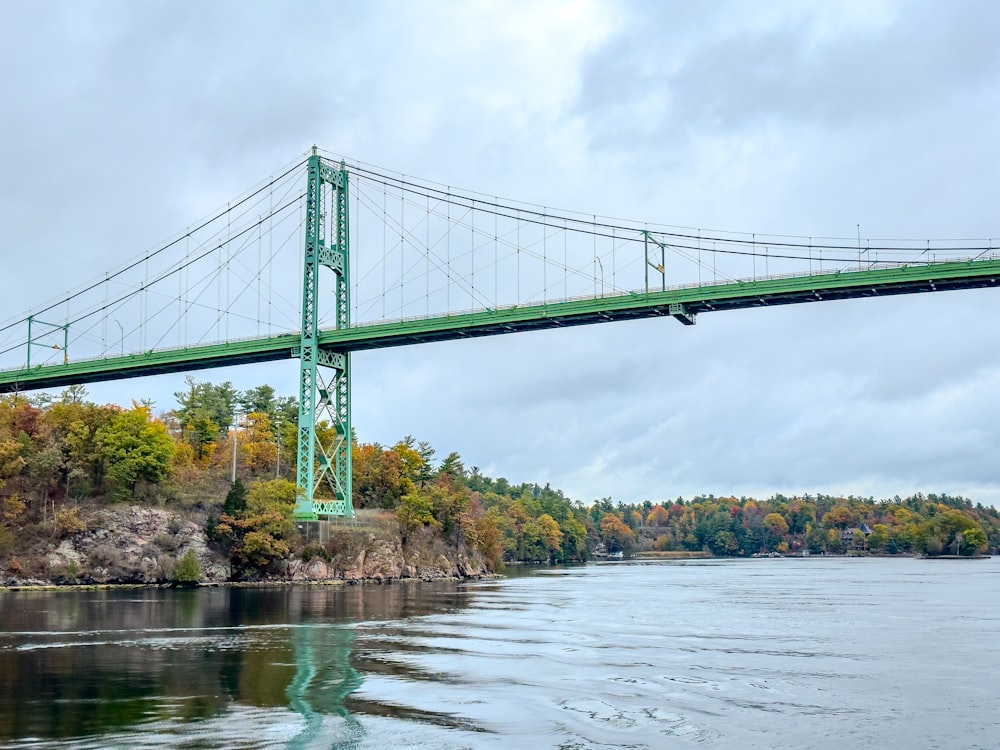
[
  {"xmin": 113, "ymin": 319, "xmax": 124, "ymax": 356},
  {"xmin": 274, "ymin": 419, "xmax": 281, "ymax": 479},
  {"xmin": 595, "ymin": 256, "xmax": 605, "ymax": 297},
  {"xmin": 231, "ymin": 412, "xmax": 242, "ymax": 484}
]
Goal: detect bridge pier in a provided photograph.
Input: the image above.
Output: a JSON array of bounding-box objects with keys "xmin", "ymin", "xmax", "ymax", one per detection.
[{"xmin": 294, "ymin": 150, "xmax": 354, "ymax": 521}]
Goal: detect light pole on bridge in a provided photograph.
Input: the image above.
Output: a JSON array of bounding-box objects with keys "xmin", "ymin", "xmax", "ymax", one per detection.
[{"xmin": 113, "ymin": 319, "xmax": 124, "ymax": 356}]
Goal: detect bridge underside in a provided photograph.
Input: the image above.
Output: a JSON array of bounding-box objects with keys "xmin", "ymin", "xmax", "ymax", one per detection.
[{"xmin": 2, "ymin": 258, "xmax": 999, "ymax": 394}]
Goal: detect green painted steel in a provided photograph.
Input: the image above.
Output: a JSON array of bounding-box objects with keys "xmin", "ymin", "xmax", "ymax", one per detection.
[
  {"xmin": 2, "ymin": 257, "xmax": 1000, "ymax": 397},
  {"xmin": 294, "ymin": 152, "xmax": 353, "ymax": 521},
  {"xmin": 26, "ymin": 316, "xmax": 68, "ymax": 368}
]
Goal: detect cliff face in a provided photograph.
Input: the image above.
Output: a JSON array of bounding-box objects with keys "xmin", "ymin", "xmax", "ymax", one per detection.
[
  {"xmin": 3, "ymin": 505, "xmax": 489, "ymax": 587},
  {"xmin": 289, "ymin": 534, "xmax": 489, "ymax": 582}
]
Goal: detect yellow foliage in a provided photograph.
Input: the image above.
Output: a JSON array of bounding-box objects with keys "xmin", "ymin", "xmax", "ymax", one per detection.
[
  {"xmin": 537, "ymin": 513, "xmax": 563, "ymax": 552},
  {"xmin": 2, "ymin": 494, "xmax": 26, "ymax": 522},
  {"xmin": 56, "ymin": 507, "xmax": 86, "ymax": 536},
  {"xmin": 646, "ymin": 505, "xmax": 670, "ymax": 526}
]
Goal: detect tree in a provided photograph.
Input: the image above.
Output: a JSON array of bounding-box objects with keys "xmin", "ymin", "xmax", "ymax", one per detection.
[
  {"xmin": 238, "ymin": 385, "xmax": 298, "ymax": 426},
  {"xmin": 223, "ymin": 478, "xmax": 247, "ymax": 516},
  {"xmin": 600, "ymin": 513, "xmax": 635, "ymax": 555},
  {"xmin": 216, "ymin": 478, "xmax": 296, "ymax": 578},
  {"xmin": 868, "ymin": 523, "xmax": 890, "ymax": 552},
  {"xmin": 352, "ymin": 443, "xmax": 412, "ymax": 509},
  {"xmin": 473, "ymin": 508, "xmax": 504, "ymax": 570},
  {"xmin": 960, "ymin": 526, "xmax": 988, "ymax": 556},
  {"xmin": 396, "ymin": 491, "xmax": 436, "ymax": 542},
  {"xmin": 822, "ymin": 505, "xmax": 856, "ymax": 530},
  {"xmin": 172, "ymin": 549, "xmax": 201, "ymax": 585},
  {"xmin": 710, "ymin": 530, "xmax": 739, "ymax": 556},
  {"xmin": 537, "ymin": 513, "xmax": 563, "ymax": 561},
  {"xmin": 239, "ymin": 412, "xmax": 278, "ymax": 476},
  {"xmin": 45, "ymin": 399, "xmax": 116, "ymax": 497},
  {"xmin": 96, "ymin": 403, "xmax": 174, "ymax": 499},
  {"xmin": 763, "ymin": 513, "xmax": 789, "ymax": 551},
  {"xmin": 559, "ymin": 513, "xmax": 589, "ymax": 561},
  {"xmin": 394, "ymin": 436, "xmax": 429, "ymax": 486},
  {"xmin": 438, "ymin": 451, "xmax": 465, "ymax": 480},
  {"xmin": 415, "ymin": 441, "xmax": 436, "ymax": 485},
  {"xmin": 646, "ymin": 505, "xmax": 670, "ymax": 526},
  {"xmin": 172, "ymin": 377, "xmax": 238, "ymax": 460}
]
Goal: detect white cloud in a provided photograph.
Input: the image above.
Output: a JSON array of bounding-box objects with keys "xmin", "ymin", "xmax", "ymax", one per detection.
[{"xmin": 1, "ymin": 0, "xmax": 999, "ymax": 506}]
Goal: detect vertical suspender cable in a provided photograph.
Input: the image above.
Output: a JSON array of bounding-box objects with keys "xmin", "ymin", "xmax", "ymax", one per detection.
[
  {"xmin": 564, "ymin": 218, "xmax": 567, "ymax": 300},
  {"xmin": 382, "ymin": 186, "xmax": 387, "ymax": 319},
  {"xmin": 612, "ymin": 225, "xmax": 616, "ymax": 292},
  {"xmin": 226, "ymin": 204, "xmax": 231, "ymax": 341},
  {"xmin": 494, "ymin": 199, "xmax": 498, "ymax": 307},
  {"xmin": 268, "ymin": 183, "xmax": 273, "ymax": 332},
  {"xmin": 447, "ymin": 188, "xmax": 451, "ymax": 313},
  {"xmin": 103, "ymin": 273, "xmax": 108, "ymax": 353},
  {"xmin": 400, "ymin": 177, "xmax": 405, "ymax": 317},
  {"xmin": 471, "ymin": 199, "xmax": 476, "ymax": 309},
  {"xmin": 257, "ymin": 216, "xmax": 262, "ymax": 336},
  {"xmin": 698, "ymin": 230, "xmax": 702, "ymax": 286},
  {"xmin": 542, "ymin": 208, "xmax": 547, "ymax": 303},
  {"xmin": 426, "ymin": 192, "xmax": 430, "ymax": 316},
  {"xmin": 353, "ymin": 173, "xmax": 360, "ymax": 324}
]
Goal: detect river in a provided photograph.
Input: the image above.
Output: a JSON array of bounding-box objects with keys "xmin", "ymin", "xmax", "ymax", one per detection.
[{"xmin": 1, "ymin": 556, "xmax": 997, "ymax": 749}]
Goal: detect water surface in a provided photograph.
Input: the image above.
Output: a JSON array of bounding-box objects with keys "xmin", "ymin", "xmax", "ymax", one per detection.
[{"xmin": 1, "ymin": 557, "xmax": 997, "ymax": 748}]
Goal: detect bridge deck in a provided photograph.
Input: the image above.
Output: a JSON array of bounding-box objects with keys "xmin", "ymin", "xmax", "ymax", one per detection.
[{"xmin": 2, "ymin": 258, "xmax": 998, "ymax": 394}]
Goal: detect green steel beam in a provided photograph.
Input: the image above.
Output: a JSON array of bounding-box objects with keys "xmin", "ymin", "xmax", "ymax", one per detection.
[
  {"xmin": 294, "ymin": 152, "xmax": 353, "ymax": 521},
  {"xmin": 2, "ymin": 257, "xmax": 999, "ymax": 397}
]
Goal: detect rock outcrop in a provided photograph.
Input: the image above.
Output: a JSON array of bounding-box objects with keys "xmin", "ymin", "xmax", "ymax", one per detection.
[
  {"xmin": 288, "ymin": 532, "xmax": 489, "ymax": 582},
  {"xmin": 41, "ymin": 505, "xmax": 229, "ymax": 584},
  {"xmin": 4, "ymin": 505, "xmax": 489, "ymax": 587}
]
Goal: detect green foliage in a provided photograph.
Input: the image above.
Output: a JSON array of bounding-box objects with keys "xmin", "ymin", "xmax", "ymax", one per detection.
[
  {"xmin": 353, "ymin": 443, "xmax": 413, "ymax": 509},
  {"xmin": 172, "ymin": 549, "xmax": 201, "ymax": 584},
  {"xmin": 5, "ymin": 380, "xmax": 1000, "ymax": 581},
  {"xmin": 396, "ymin": 491, "xmax": 436, "ymax": 539},
  {"xmin": 172, "ymin": 376, "xmax": 238, "ymax": 459},
  {"xmin": 245, "ymin": 478, "xmax": 296, "ymax": 515},
  {"xmin": 594, "ymin": 492, "xmax": 998, "ymax": 558},
  {"xmin": 223, "ymin": 479, "xmax": 247, "ymax": 516},
  {"xmin": 215, "ymin": 478, "xmax": 297, "ymax": 578},
  {"xmin": 0, "ymin": 525, "xmax": 14, "ymax": 557},
  {"xmin": 96, "ymin": 404, "xmax": 174, "ymax": 499}
]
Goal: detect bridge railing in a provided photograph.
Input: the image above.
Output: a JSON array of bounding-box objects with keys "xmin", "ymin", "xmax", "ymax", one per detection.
[{"xmin": 4, "ymin": 252, "xmax": 997, "ymax": 376}]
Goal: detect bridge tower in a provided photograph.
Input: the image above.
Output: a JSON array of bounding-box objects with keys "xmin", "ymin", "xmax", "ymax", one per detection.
[{"xmin": 294, "ymin": 149, "xmax": 353, "ymax": 520}]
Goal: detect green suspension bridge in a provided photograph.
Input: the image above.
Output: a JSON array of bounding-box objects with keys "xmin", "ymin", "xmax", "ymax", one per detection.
[{"xmin": 2, "ymin": 148, "xmax": 999, "ymax": 520}]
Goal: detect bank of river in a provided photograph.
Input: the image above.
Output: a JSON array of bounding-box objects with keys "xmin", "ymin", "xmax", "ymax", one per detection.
[{"xmin": 1, "ymin": 556, "xmax": 998, "ymax": 748}]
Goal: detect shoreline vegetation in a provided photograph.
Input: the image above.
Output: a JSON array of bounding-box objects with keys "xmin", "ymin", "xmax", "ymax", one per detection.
[{"xmin": 2, "ymin": 380, "xmax": 999, "ymax": 587}]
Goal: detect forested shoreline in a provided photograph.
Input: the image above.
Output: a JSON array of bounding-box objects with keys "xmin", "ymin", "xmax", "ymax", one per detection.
[{"xmin": 1, "ymin": 378, "xmax": 997, "ymax": 585}]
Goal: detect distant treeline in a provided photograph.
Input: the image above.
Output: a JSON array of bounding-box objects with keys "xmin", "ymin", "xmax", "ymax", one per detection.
[{"xmin": 1, "ymin": 379, "xmax": 996, "ymax": 577}]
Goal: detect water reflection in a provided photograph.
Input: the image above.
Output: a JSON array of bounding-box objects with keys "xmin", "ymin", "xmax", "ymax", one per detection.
[
  {"xmin": 4, "ymin": 560, "xmax": 997, "ymax": 749},
  {"xmin": 0, "ymin": 583, "xmax": 473, "ymax": 747}
]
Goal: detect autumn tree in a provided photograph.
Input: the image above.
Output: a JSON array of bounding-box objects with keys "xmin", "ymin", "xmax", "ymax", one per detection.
[
  {"xmin": 216, "ymin": 478, "xmax": 296, "ymax": 578},
  {"xmin": 646, "ymin": 505, "xmax": 670, "ymax": 526},
  {"xmin": 239, "ymin": 412, "xmax": 278, "ymax": 476},
  {"xmin": 95, "ymin": 403, "xmax": 174, "ymax": 499},
  {"xmin": 763, "ymin": 513, "xmax": 790, "ymax": 551},
  {"xmin": 353, "ymin": 443, "xmax": 412, "ymax": 509},
  {"xmin": 172, "ymin": 377, "xmax": 238, "ymax": 460},
  {"xmin": 600, "ymin": 513, "xmax": 635, "ymax": 555},
  {"xmin": 537, "ymin": 513, "xmax": 564, "ymax": 562}
]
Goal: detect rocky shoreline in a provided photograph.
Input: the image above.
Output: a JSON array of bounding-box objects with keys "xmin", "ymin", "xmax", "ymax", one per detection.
[{"xmin": 2, "ymin": 503, "xmax": 491, "ymax": 589}]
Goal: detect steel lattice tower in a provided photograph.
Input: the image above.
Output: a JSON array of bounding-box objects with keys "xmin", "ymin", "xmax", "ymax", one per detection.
[{"xmin": 294, "ymin": 150, "xmax": 353, "ymax": 520}]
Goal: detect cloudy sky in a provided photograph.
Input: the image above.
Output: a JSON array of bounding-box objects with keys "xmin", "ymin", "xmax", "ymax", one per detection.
[{"xmin": 2, "ymin": 0, "xmax": 999, "ymax": 506}]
